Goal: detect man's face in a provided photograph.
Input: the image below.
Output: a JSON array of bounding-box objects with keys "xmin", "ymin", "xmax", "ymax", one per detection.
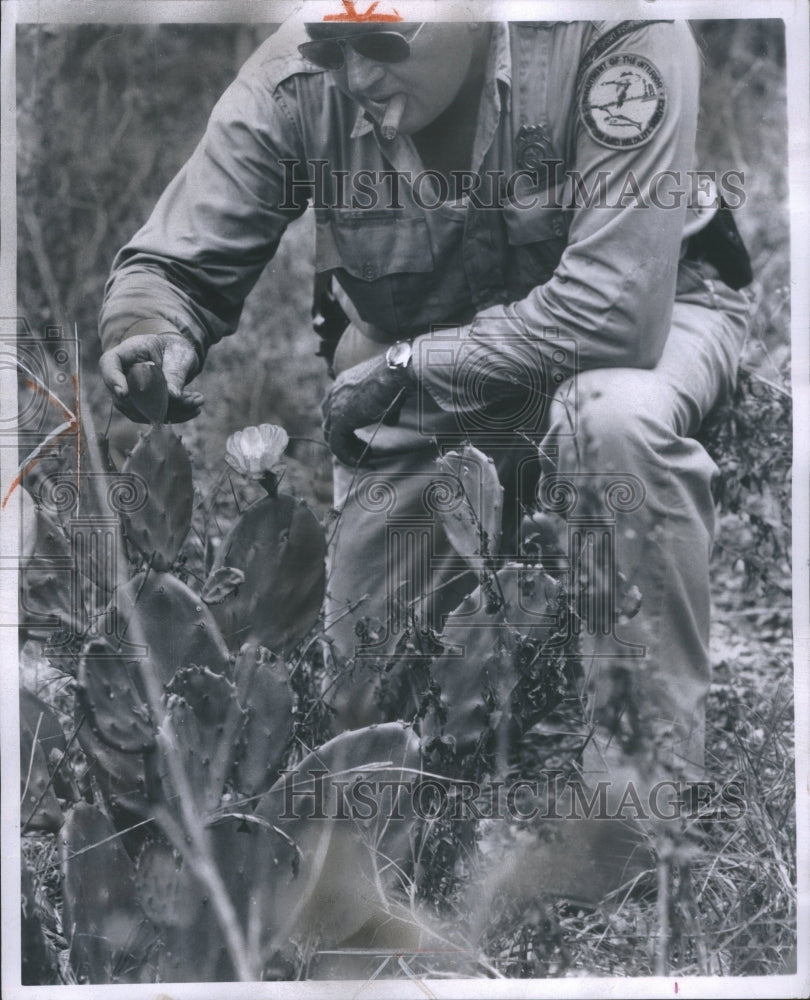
[{"xmin": 329, "ymin": 23, "xmax": 477, "ymax": 134}]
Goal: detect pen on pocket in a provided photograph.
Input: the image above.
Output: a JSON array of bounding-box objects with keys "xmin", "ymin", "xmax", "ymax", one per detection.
[{"xmin": 381, "ymin": 93, "xmax": 407, "ymax": 141}]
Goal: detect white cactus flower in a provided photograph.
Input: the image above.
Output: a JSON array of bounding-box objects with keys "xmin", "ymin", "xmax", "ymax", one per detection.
[{"xmin": 225, "ymin": 424, "xmax": 289, "ymax": 479}]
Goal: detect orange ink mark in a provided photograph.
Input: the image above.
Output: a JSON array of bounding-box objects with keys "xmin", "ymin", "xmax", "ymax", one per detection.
[
  {"xmin": 20, "ymin": 372, "xmax": 73, "ymax": 422},
  {"xmin": 1, "ymin": 421, "xmax": 76, "ymax": 509},
  {"xmin": 324, "ymin": 2, "xmax": 402, "ymax": 22},
  {"xmin": 2, "ymin": 370, "xmax": 80, "ymax": 509}
]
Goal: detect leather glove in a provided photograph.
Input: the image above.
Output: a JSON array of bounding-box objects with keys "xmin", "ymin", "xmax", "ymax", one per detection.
[
  {"xmin": 99, "ymin": 333, "xmax": 203, "ymax": 423},
  {"xmin": 321, "ymin": 352, "xmax": 414, "ymax": 466}
]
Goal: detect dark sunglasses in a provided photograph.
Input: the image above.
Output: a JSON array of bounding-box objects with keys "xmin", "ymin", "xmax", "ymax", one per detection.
[{"xmin": 298, "ymin": 23, "xmax": 425, "ymax": 71}]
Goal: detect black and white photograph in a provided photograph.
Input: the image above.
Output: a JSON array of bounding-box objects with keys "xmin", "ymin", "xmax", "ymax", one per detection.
[{"xmin": 2, "ymin": 1, "xmax": 808, "ymax": 996}]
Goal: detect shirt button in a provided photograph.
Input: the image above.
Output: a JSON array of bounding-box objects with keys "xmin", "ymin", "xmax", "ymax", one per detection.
[{"xmin": 362, "ymin": 262, "xmax": 377, "ymax": 280}]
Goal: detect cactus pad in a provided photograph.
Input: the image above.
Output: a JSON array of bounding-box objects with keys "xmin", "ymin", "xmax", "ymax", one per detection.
[
  {"xmin": 19, "ymin": 507, "xmax": 83, "ymax": 638},
  {"xmin": 231, "ymin": 643, "xmax": 293, "ymax": 797},
  {"xmin": 142, "ymin": 815, "xmax": 299, "ymax": 982},
  {"xmin": 154, "ymin": 666, "xmax": 243, "ymax": 814},
  {"xmin": 422, "ymin": 563, "xmax": 562, "ymax": 770},
  {"xmin": 434, "ymin": 445, "xmax": 503, "ymax": 567},
  {"xmin": 202, "ymin": 494, "xmax": 325, "ymax": 654},
  {"xmin": 77, "ymin": 569, "xmax": 230, "ymax": 756},
  {"xmin": 255, "ymin": 722, "xmax": 420, "ymax": 945},
  {"xmin": 60, "ymin": 803, "xmax": 157, "ymax": 983},
  {"xmin": 75, "ymin": 717, "xmax": 149, "ymax": 820},
  {"xmin": 125, "ymin": 362, "xmax": 169, "ymax": 424},
  {"xmin": 109, "ymin": 570, "xmax": 231, "ymax": 685},
  {"xmin": 135, "ymin": 838, "xmax": 203, "ymax": 929},
  {"xmin": 78, "ymin": 638, "xmax": 155, "ymax": 754},
  {"xmin": 121, "ymin": 425, "xmax": 192, "ymax": 571}
]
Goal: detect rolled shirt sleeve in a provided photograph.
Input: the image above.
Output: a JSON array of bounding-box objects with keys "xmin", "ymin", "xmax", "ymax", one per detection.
[{"xmin": 412, "ymin": 22, "xmax": 701, "ymax": 415}]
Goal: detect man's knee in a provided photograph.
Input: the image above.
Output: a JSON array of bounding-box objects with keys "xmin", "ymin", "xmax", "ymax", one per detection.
[{"xmin": 546, "ymin": 368, "xmax": 672, "ymax": 471}]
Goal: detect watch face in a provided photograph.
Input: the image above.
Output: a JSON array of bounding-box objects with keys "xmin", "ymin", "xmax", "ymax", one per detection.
[{"xmin": 387, "ymin": 341, "xmax": 412, "ymax": 368}]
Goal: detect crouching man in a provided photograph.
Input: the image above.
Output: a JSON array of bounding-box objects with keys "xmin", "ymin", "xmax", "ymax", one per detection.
[{"xmin": 99, "ymin": 14, "xmax": 751, "ymax": 904}]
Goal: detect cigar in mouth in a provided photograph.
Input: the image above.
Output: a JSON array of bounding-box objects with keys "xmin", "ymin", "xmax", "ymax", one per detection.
[{"xmin": 381, "ymin": 93, "xmax": 407, "ymax": 141}]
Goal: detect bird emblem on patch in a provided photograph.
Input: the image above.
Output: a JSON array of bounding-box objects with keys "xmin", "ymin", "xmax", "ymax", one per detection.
[{"xmin": 580, "ymin": 53, "xmax": 666, "ymax": 149}]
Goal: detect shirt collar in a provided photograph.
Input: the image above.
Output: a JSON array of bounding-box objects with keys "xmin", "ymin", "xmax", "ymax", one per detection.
[{"xmin": 349, "ymin": 22, "xmax": 513, "ymax": 140}]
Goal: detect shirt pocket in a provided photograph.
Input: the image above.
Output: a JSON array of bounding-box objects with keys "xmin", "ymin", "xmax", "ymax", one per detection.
[
  {"xmin": 315, "ymin": 209, "xmax": 435, "ymax": 281},
  {"xmin": 501, "ymin": 195, "xmax": 569, "ymax": 296}
]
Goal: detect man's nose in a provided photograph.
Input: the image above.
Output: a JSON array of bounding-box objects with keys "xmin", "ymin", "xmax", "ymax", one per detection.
[{"xmin": 344, "ymin": 48, "xmax": 385, "ymax": 97}]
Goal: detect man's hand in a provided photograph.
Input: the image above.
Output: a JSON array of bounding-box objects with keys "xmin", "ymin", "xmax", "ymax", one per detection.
[
  {"xmin": 99, "ymin": 333, "xmax": 203, "ymax": 423},
  {"xmin": 322, "ymin": 353, "xmax": 414, "ymax": 466}
]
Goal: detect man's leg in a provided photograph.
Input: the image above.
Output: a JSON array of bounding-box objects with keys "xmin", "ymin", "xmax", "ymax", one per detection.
[
  {"xmin": 502, "ymin": 295, "xmax": 748, "ymax": 904},
  {"xmin": 542, "ymin": 297, "xmax": 748, "ymax": 800},
  {"xmin": 322, "ymin": 388, "xmax": 477, "ymax": 730}
]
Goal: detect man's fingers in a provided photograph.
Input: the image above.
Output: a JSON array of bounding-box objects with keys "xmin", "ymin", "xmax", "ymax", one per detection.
[
  {"xmin": 100, "ymin": 334, "xmax": 202, "ymax": 423},
  {"xmin": 166, "ymin": 392, "xmax": 205, "ymax": 423},
  {"xmin": 331, "ymin": 429, "xmax": 371, "ymax": 467},
  {"xmin": 98, "ymin": 350, "xmax": 130, "ymax": 398},
  {"xmin": 161, "ymin": 338, "xmax": 199, "ymax": 397},
  {"xmin": 99, "ymin": 336, "xmax": 170, "ymax": 396},
  {"xmin": 323, "ymin": 403, "xmax": 368, "ymax": 465},
  {"xmin": 111, "ymin": 387, "xmax": 202, "ymax": 425}
]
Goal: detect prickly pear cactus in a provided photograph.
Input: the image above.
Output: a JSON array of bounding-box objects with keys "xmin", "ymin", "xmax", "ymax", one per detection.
[
  {"xmin": 111, "ymin": 570, "xmax": 230, "ymax": 683},
  {"xmin": 144, "ymin": 724, "xmax": 421, "ymax": 977},
  {"xmin": 231, "ymin": 643, "xmax": 293, "ymax": 798},
  {"xmin": 135, "ymin": 818, "xmax": 299, "ymax": 982},
  {"xmin": 75, "ymin": 717, "xmax": 148, "ymax": 819},
  {"xmin": 255, "ymin": 721, "xmax": 421, "ymax": 946},
  {"xmin": 78, "ymin": 571, "xmax": 229, "ymax": 751},
  {"xmin": 76, "ymin": 571, "xmax": 230, "ymax": 826},
  {"xmin": 102, "ymin": 410, "xmax": 143, "ymax": 472},
  {"xmin": 422, "ymin": 563, "xmax": 563, "ymax": 774},
  {"xmin": 121, "ymin": 425, "xmax": 192, "ymax": 571},
  {"xmin": 150, "ymin": 666, "xmax": 243, "ymax": 814},
  {"xmin": 60, "ymin": 803, "xmax": 157, "ymax": 983},
  {"xmin": 78, "ymin": 639, "xmax": 156, "ymax": 754},
  {"xmin": 202, "ymin": 493, "xmax": 325, "ymax": 654},
  {"xmin": 434, "ymin": 445, "xmax": 504, "ymax": 566},
  {"xmin": 135, "ymin": 838, "xmax": 202, "ymax": 930}
]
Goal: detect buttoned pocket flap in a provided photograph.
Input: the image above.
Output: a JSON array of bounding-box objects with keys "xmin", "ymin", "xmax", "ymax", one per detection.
[{"xmin": 315, "ymin": 210, "xmax": 435, "ymax": 280}]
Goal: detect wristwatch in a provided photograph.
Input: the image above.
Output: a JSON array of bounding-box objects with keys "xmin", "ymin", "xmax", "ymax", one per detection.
[{"xmin": 385, "ymin": 340, "xmax": 415, "ymax": 382}]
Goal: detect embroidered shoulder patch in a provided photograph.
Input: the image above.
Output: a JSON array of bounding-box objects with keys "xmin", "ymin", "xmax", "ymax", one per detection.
[{"xmin": 580, "ymin": 52, "xmax": 667, "ymax": 149}]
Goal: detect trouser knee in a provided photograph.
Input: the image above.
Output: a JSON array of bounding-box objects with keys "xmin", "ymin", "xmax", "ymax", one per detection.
[{"xmin": 545, "ymin": 369, "xmax": 668, "ymax": 476}]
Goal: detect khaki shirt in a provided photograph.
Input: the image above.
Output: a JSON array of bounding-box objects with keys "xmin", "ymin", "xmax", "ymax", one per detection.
[{"xmin": 100, "ymin": 19, "xmax": 728, "ymax": 411}]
